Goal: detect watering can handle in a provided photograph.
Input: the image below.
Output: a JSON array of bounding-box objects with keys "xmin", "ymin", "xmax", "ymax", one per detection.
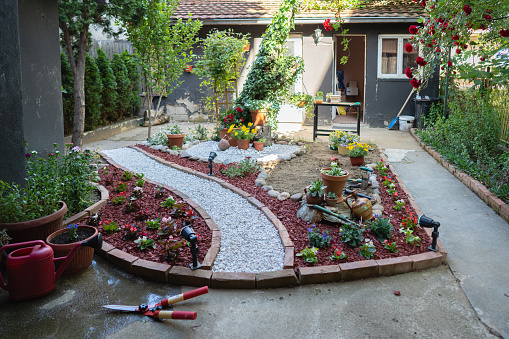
[{"xmin": 0, "ymin": 240, "xmax": 47, "ymax": 290}]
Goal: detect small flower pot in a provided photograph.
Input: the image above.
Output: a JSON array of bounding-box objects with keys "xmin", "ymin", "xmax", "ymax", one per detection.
[
  {"xmin": 236, "ymin": 139, "xmax": 250, "ymax": 150},
  {"xmin": 244, "ymin": 43, "xmax": 250, "ymax": 52},
  {"xmin": 184, "ymin": 65, "xmax": 193, "ymax": 73},
  {"xmin": 349, "ymin": 156, "xmax": 365, "ymax": 166},
  {"xmin": 325, "ymin": 197, "xmax": 337, "ymax": 206},
  {"xmin": 253, "ymin": 141, "xmax": 264, "ymax": 151},
  {"xmin": 306, "ymin": 193, "xmax": 324, "ymax": 205},
  {"xmin": 297, "ymin": 100, "xmax": 307, "ymax": 108},
  {"xmin": 315, "ymin": 97, "xmax": 323, "ymax": 104},
  {"xmin": 167, "ymin": 134, "xmax": 185, "ymax": 149}
]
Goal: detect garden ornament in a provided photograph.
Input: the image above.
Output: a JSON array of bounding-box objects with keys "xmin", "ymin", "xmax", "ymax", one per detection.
[
  {"xmin": 0, "ymin": 234, "xmax": 102, "ymax": 301},
  {"xmin": 102, "ymin": 286, "xmax": 209, "ymax": 320},
  {"xmin": 418, "ymin": 215, "xmax": 441, "ymax": 252},
  {"xmin": 312, "ymin": 204, "xmax": 357, "ymax": 226}
]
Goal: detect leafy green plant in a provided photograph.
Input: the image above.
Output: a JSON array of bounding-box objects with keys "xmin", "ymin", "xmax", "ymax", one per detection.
[
  {"xmin": 289, "ymin": 92, "xmax": 314, "ymax": 120},
  {"xmin": 158, "ymin": 236, "xmax": 185, "ymax": 262},
  {"xmin": 84, "ymin": 54, "xmax": 102, "ymax": 131},
  {"xmin": 401, "ymin": 213, "xmax": 418, "ymax": 232},
  {"xmin": 231, "ymin": 124, "xmax": 256, "ymax": 140},
  {"xmin": 158, "ymin": 217, "xmax": 178, "ymax": 238},
  {"xmin": 123, "ymin": 223, "xmax": 140, "ymax": 241},
  {"xmin": 161, "ymin": 197, "xmax": 176, "ymax": 209},
  {"xmin": 0, "ymin": 229, "xmax": 12, "ymax": 247},
  {"xmin": 375, "ymin": 159, "xmax": 388, "ymax": 176},
  {"xmin": 400, "ymin": 228, "xmax": 421, "ymax": 246},
  {"xmin": 194, "ymin": 124, "xmax": 209, "ymax": 140},
  {"xmin": 359, "ymin": 239, "xmax": 376, "ymax": 259},
  {"xmin": 393, "ymin": 199, "xmax": 406, "ymax": 211},
  {"xmin": 102, "ymin": 219, "xmax": 119, "ymax": 234},
  {"xmin": 339, "ymin": 223, "xmax": 364, "ymax": 247},
  {"xmin": 146, "ymin": 218, "xmax": 161, "ymax": 230},
  {"xmin": 326, "ymin": 191, "xmax": 337, "ymax": 199},
  {"xmin": 383, "ymin": 240, "xmax": 398, "ymax": 253},
  {"xmin": 366, "ymin": 217, "xmax": 393, "ymax": 242},
  {"xmin": 115, "ymin": 181, "xmax": 127, "ymax": 192},
  {"xmin": 112, "ymin": 193, "xmax": 127, "ymax": 205},
  {"xmin": 321, "ymin": 162, "xmax": 347, "ymax": 176},
  {"xmin": 168, "ymin": 125, "xmax": 182, "ymax": 135},
  {"xmin": 347, "ymin": 142, "xmax": 370, "ymax": 157},
  {"xmin": 307, "ymin": 225, "xmax": 331, "ymax": 248},
  {"xmin": 219, "ymin": 157, "xmax": 260, "ymax": 178},
  {"xmin": 134, "ymin": 236, "xmax": 156, "ymax": 250},
  {"xmin": 135, "ymin": 177, "xmax": 145, "ymax": 187},
  {"xmin": 65, "ymin": 224, "xmax": 79, "ymax": 241},
  {"xmin": 328, "ymin": 130, "xmax": 360, "ymax": 148},
  {"xmin": 307, "ymin": 179, "xmax": 326, "ymax": 197},
  {"xmin": 96, "ymin": 48, "xmax": 118, "ymax": 123},
  {"xmin": 296, "ymin": 247, "xmax": 318, "ymax": 264},
  {"xmin": 329, "ymin": 246, "xmax": 346, "ymax": 261}
]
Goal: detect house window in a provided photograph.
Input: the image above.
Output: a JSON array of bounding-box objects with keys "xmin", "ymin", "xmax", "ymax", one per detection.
[{"xmin": 378, "ymin": 35, "xmax": 419, "ymax": 78}]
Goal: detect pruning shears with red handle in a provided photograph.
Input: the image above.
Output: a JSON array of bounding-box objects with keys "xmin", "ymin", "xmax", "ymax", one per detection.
[{"xmin": 102, "ymin": 286, "xmax": 209, "ymax": 320}]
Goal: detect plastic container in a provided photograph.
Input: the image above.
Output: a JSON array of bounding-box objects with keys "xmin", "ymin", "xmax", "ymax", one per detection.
[{"xmin": 399, "ymin": 115, "xmax": 415, "ymax": 131}]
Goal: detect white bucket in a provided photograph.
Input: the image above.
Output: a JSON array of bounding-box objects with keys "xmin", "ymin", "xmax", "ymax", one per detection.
[{"xmin": 399, "ymin": 115, "xmax": 415, "ymax": 131}]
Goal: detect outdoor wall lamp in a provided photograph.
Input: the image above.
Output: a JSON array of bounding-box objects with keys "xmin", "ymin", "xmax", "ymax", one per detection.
[
  {"xmin": 180, "ymin": 226, "xmax": 202, "ymax": 270},
  {"xmin": 313, "ymin": 28, "xmax": 322, "ymax": 45},
  {"xmin": 418, "ymin": 215, "xmax": 440, "ymax": 252},
  {"xmin": 208, "ymin": 152, "xmax": 217, "ymax": 176}
]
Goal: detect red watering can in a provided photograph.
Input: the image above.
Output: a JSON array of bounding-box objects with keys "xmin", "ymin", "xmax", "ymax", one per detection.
[{"xmin": 0, "ymin": 234, "xmax": 102, "ymax": 301}]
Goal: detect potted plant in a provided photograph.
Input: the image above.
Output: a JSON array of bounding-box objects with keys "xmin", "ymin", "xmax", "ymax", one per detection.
[
  {"xmin": 305, "ymin": 179, "xmax": 326, "ymax": 205},
  {"xmin": 253, "ymin": 137, "xmax": 266, "ymax": 151},
  {"xmin": 325, "ymin": 191, "xmax": 338, "ymax": 206},
  {"xmin": 315, "ymin": 91, "xmax": 323, "ymax": 104},
  {"xmin": 320, "ymin": 162, "xmax": 349, "ymax": 203},
  {"xmin": 218, "ymin": 108, "xmax": 244, "ymax": 146},
  {"xmin": 166, "ymin": 125, "xmax": 185, "ymax": 149},
  {"xmin": 184, "ymin": 65, "xmax": 193, "ymax": 73},
  {"xmin": 231, "ymin": 123, "xmax": 256, "ymax": 150},
  {"xmin": 0, "ymin": 144, "xmax": 97, "ymax": 243},
  {"xmin": 326, "ymin": 92, "xmax": 332, "ymax": 103},
  {"xmin": 347, "ymin": 141, "xmax": 370, "ymax": 166},
  {"xmin": 46, "ymin": 224, "xmax": 100, "ymax": 275},
  {"xmin": 329, "ymin": 130, "xmax": 361, "ymax": 155},
  {"xmin": 290, "ymin": 92, "xmax": 314, "ymax": 121}
]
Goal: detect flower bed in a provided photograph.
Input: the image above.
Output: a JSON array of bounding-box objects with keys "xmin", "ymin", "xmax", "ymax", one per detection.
[{"xmin": 135, "ymin": 145, "xmax": 431, "ymax": 268}]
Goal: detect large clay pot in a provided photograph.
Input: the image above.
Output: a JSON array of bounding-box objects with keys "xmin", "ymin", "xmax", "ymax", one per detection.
[
  {"xmin": 46, "ymin": 225, "xmax": 98, "ymax": 275},
  {"xmin": 167, "ymin": 134, "xmax": 185, "ymax": 149},
  {"xmin": 349, "ymin": 156, "xmax": 365, "ymax": 166},
  {"xmin": 345, "ymin": 190, "xmax": 373, "ymax": 221},
  {"xmin": 250, "ymin": 109, "xmax": 267, "ymax": 126},
  {"xmin": 236, "ymin": 139, "xmax": 250, "ymax": 150},
  {"xmin": 320, "ymin": 169, "xmax": 349, "ymax": 203},
  {"xmin": 0, "ymin": 202, "xmax": 67, "ymax": 244}
]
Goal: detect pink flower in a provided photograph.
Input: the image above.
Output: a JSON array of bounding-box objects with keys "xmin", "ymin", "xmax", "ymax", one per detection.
[
  {"xmin": 410, "ymin": 78, "xmax": 421, "ymax": 89},
  {"xmin": 405, "ymin": 68, "xmax": 413, "ymax": 79},
  {"xmin": 409, "ymin": 25, "xmax": 419, "ymax": 35},
  {"xmin": 323, "ymin": 19, "xmax": 333, "ymax": 31},
  {"xmin": 416, "ymin": 56, "xmax": 427, "ymax": 67},
  {"xmin": 463, "ymin": 5, "xmax": 472, "ymax": 15},
  {"xmin": 404, "ymin": 43, "xmax": 413, "ymax": 53}
]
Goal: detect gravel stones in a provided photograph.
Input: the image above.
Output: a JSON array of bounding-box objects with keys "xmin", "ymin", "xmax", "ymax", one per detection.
[{"xmin": 102, "ymin": 147, "xmax": 284, "ymax": 273}]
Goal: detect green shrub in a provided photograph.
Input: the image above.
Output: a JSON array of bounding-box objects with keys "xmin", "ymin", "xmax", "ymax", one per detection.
[
  {"xmin": 96, "ymin": 48, "xmax": 118, "ymax": 123},
  {"xmin": 85, "ymin": 54, "xmax": 103, "ymax": 131},
  {"xmin": 112, "ymin": 54, "xmax": 132, "ymax": 119}
]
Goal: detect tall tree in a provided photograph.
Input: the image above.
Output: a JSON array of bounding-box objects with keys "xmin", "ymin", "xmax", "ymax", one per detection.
[
  {"xmin": 96, "ymin": 48, "xmax": 118, "ymax": 123},
  {"xmin": 60, "ymin": 53, "xmax": 74, "ymax": 135},
  {"xmin": 120, "ymin": 0, "xmax": 202, "ymax": 139},
  {"xmin": 84, "ymin": 54, "xmax": 103, "ymax": 131},
  {"xmin": 112, "ymin": 53, "xmax": 132, "ymax": 119}
]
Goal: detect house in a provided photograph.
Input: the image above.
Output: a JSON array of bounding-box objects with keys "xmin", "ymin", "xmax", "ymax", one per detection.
[{"xmin": 159, "ymin": 0, "xmax": 439, "ymax": 128}]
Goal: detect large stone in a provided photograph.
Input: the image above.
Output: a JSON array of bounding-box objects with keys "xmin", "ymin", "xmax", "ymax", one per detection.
[
  {"xmin": 282, "ymin": 155, "xmax": 292, "ymax": 161},
  {"xmin": 267, "ymin": 190, "xmax": 280, "ymax": 198},
  {"xmin": 218, "ymin": 139, "xmax": 230, "ymax": 151},
  {"xmin": 255, "ymin": 178, "xmax": 266, "ymax": 187},
  {"xmin": 258, "ymin": 172, "xmax": 269, "ymax": 179},
  {"xmin": 180, "ymin": 151, "xmax": 192, "ymax": 158},
  {"xmin": 296, "ymin": 204, "xmax": 323, "ymax": 223},
  {"xmin": 189, "ymin": 156, "xmax": 199, "ymax": 161},
  {"xmin": 263, "ymin": 185, "xmax": 273, "ymax": 191},
  {"xmin": 277, "ymin": 192, "xmax": 290, "ymax": 201},
  {"xmin": 290, "ymin": 193, "xmax": 304, "ymax": 201}
]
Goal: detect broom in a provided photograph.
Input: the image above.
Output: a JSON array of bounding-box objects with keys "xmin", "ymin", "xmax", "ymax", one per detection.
[{"xmin": 388, "ymin": 88, "xmax": 415, "ymax": 129}]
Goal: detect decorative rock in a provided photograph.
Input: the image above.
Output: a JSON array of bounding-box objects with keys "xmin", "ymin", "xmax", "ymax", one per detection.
[
  {"xmin": 189, "ymin": 156, "xmax": 200, "ymax": 161},
  {"xmin": 169, "ymin": 150, "xmax": 179, "ymax": 156},
  {"xmin": 282, "ymin": 155, "xmax": 292, "ymax": 161},
  {"xmin": 218, "ymin": 139, "xmax": 230, "ymax": 151},
  {"xmin": 180, "ymin": 151, "xmax": 192, "ymax": 158},
  {"xmin": 371, "ymin": 193, "xmax": 381, "ymax": 203},
  {"xmin": 323, "ymin": 212, "xmax": 350, "ymax": 224},
  {"xmin": 222, "ymin": 158, "xmax": 233, "ymax": 165},
  {"xmin": 268, "ymin": 190, "xmax": 280, "ymax": 198},
  {"xmin": 153, "ymin": 145, "xmax": 164, "ymax": 151},
  {"xmin": 297, "ymin": 204, "xmax": 323, "ymax": 223},
  {"xmin": 263, "ymin": 185, "xmax": 274, "ymax": 191},
  {"xmin": 191, "ymin": 140, "xmax": 200, "ymax": 145},
  {"xmin": 297, "ymin": 142, "xmax": 304, "ymax": 146},
  {"xmin": 198, "ymin": 158, "xmax": 208, "ymax": 163},
  {"xmin": 182, "ymin": 144, "xmax": 190, "ymax": 150},
  {"xmin": 290, "ymin": 193, "xmax": 304, "ymax": 201},
  {"xmin": 140, "ymin": 141, "xmax": 151, "ymax": 146},
  {"xmin": 290, "ymin": 153, "xmax": 297, "ymax": 159},
  {"xmin": 365, "ymin": 163, "xmax": 376, "ymax": 169},
  {"xmin": 277, "ymin": 141, "xmax": 289, "ymax": 145},
  {"xmin": 277, "ymin": 192, "xmax": 290, "ymax": 201},
  {"xmin": 255, "ymin": 178, "xmax": 266, "ymax": 187},
  {"xmin": 258, "ymin": 172, "xmax": 269, "ymax": 179}
]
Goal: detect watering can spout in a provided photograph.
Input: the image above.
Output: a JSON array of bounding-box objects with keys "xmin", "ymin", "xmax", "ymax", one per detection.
[{"xmin": 54, "ymin": 232, "xmax": 102, "ymax": 281}]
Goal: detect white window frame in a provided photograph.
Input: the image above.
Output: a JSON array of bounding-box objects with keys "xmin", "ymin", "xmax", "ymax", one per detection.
[{"xmin": 377, "ymin": 34, "xmax": 415, "ymax": 79}]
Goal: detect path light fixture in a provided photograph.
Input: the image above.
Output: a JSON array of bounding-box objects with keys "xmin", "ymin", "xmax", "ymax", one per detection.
[
  {"xmin": 313, "ymin": 28, "xmax": 322, "ymax": 45},
  {"xmin": 418, "ymin": 215, "xmax": 440, "ymax": 252},
  {"xmin": 180, "ymin": 226, "xmax": 201, "ymax": 270},
  {"xmin": 208, "ymin": 152, "xmax": 217, "ymax": 176}
]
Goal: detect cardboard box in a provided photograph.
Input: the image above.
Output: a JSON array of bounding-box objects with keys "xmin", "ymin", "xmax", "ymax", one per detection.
[
  {"xmin": 348, "ymin": 81, "xmax": 358, "ymax": 88},
  {"xmin": 346, "ymin": 87, "xmax": 358, "ymax": 96}
]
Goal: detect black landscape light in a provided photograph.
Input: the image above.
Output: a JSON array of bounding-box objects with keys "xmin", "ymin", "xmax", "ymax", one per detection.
[
  {"xmin": 208, "ymin": 152, "xmax": 217, "ymax": 176},
  {"xmin": 180, "ymin": 226, "xmax": 201, "ymax": 270},
  {"xmin": 418, "ymin": 215, "xmax": 440, "ymax": 252}
]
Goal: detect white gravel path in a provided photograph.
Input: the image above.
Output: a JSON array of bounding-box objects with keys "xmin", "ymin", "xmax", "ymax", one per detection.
[{"xmin": 102, "ymin": 147, "xmax": 284, "ymax": 273}]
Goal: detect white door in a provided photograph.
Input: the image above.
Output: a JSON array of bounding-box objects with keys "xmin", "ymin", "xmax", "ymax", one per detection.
[{"xmin": 277, "ymin": 37, "xmax": 303, "ymax": 124}]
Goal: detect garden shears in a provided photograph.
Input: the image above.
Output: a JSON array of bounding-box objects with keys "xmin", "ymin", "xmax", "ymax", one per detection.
[{"xmin": 102, "ymin": 286, "xmax": 209, "ymax": 320}]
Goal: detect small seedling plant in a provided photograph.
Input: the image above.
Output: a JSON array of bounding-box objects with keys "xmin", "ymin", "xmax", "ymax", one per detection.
[
  {"xmin": 66, "ymin": 224, "xmax": 78, "ymax": 241},
  {"xmin": 359, "ymin": 239, "xmax": 376, "ymax": 259},
  {"xmin": 112, "ymin": 192, "xmax": 127, "ymax": 205},
  {"xmin": 393, "ymin": 199, "xmax": 406, "ymax": 211},
  {"xmin": 375, "ymin": 159, "xmax": 388, "ymax": 175},
  {"xmin": 400, "ymin": 228, "xmax": 421, "ymax": 246},
  {"xmin": 102, "ymin": 220, "xmax": 119, "ymax": 234},
  {"xmin": 401, "ymin": 213, "xmax": 418, "ymax": 232},
  {"xmin": 122, "ymin": 171, "xmax": 134, "ymax": 181},
  {"xmin": 329, "ymin": 246, "xmax": 346, "ymax": 261},
  {"xmin": 383, "ymin": 240, "xmax": 398, "ymax": 253},
  {"xmin": 219, "ymin": 157, "xmax": 260, "ymax": 178},
  {"xmin": 159, "ymin": 236, "xmax": 185, "ymax": 262},
  {"xmin": 307, "ymin": 225, "xmax": 331, "ymax": 248},
  {"xmin": 162, "ymin": 197, "xmax": 176, "ymax": 209},
  {"xmin": 135, "ymin": 236, "xmax": 156, "ymax": 250},
  {"xmin": 146, "ymin": 218, "xmax": 161, "ymax": 230},
  {"xmin": 115, "ymin": 181, "xmax": 127, "ymax": 192},
  {"xmin": 296, "ymin": 247, "xmax": 318, "ymax": 264}
]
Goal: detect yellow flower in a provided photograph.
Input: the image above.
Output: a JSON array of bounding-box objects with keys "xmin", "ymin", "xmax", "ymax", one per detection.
[
  {"xmin": 248, "ymin": 122, "xmax": 253, "ymax": 127},
  {"xmin": 235, "ymin": 132, "xmax": 238, "ymax": 136},
  {"xmin": 228, "ymin": 124, "xmax": 235, "ymax": 133}
]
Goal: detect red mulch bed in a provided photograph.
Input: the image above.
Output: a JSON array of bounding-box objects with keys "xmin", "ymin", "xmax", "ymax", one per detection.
[{"xmin": 134, "ymin": 145, "xmax": 431, "ymax": 268}]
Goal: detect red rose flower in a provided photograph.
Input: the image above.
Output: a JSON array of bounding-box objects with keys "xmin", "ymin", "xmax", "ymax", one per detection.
[
  {"xmin": 404, "ymin": 43, "xmax": 413, "ymax": 53},
  {"xmin": 435, "ymin": 47, "xmax": 441, "ymax": 53},
  {"xmin": 500, "ymin": 29, "xmax": 509, "ymax": 37},
  {"xmin": 479, "ymin": 24, "xmax": 486, "ymax": 30},
  {"xmin": 416, "ymin": 56, "xmax": 427, "ymax": 66},
  {"xmin": 451, "ymin": 34, "xmax": 459, "ymax": 40},
  {"xmin": 236, "ymin": 107, "xmax": 242, "ymax": 113},
  {"xmin": 405, "ymin": 68, "xmax": 413, "ymax": 79},
  {"xmin": 447, "ymin": 60, "xmax": 452, "ymax": 67},
  {"xmin": 410, "ymin": 78, "xmax": 421, "ymax": 89},
  {"xmin": 463, "ymin": 5, "xmax": 472, "ymax": 15},
  {"xmin": 456, "ymin": 48, "xmax": 462, "ymax": 54},
  {"xmin": 484, "ymin": 14, "xmax": 492, "ymax": 21},
  {"xmin": 409, "ymin": 25, "xmax": 419, "ymax": 35},
  {"xmin": 426, "ymin": 43, "xmax": 432, "ymax": 48},
  {"xmin": 323, "ymin": 19, "xmax": 333, "ymax": 31},
  {"xmin": 421, "ymin": 0, "xmax": 426, "ymax": 7},
  {"xmin": 480, "ymin": 56, "xmax": 486, "ymax": 61}
]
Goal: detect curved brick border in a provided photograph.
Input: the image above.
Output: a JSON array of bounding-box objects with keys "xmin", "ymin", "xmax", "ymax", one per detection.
[
  {"xmin": 94, "ymin": 146, "xmax": 448, "ymax": 288},
  {"xmin": 410, "ymin": 128, "xmax": 509, "ymax": 223},
  {"xmin": 63, "ymin": 183, "xmax": 110, "ymax": 226}
]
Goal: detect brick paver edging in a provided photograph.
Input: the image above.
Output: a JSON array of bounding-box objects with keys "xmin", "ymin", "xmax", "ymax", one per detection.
[
  {"xmin": 63, "ymin": 182, "xmax": 110, "ymax": 226},
  {"xmin": 410, "ymin": 128, "xmax": 509, "ymax": 223},
  {"xmin": 94, "ymin": 146, "xmax": 447, "ymax": 288}
]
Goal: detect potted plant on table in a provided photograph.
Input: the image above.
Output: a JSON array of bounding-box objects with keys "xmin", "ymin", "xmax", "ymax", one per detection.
[
  {"xmin": 253, "ymin": 137, "xmax": 266, "ymax": 151},
  {"xmin": 347, "ymin": 141, "xmax": 370, "ymax": 166},
  {"xmin": 231, "ymin": 123, "xmax": 256, "ymax": 150},
  {"xmin": 315, "ymin": 91, "xmax": 323, "ymax": 104},
  {"xmin": 166, "ymin": 125, "xmax": 185, "ymax": 149},
  {"xmin": 305, "ymin": 179, "xmax": 326, "ymax": 205},
  {"xmin": 320, "ymin": 162, "xmax": 349, "ymax": 203}
]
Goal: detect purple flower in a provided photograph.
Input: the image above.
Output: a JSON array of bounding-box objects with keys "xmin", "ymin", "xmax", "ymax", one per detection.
[
  {"xmin": 307, "ymin": 228, "xmax": 313, "ymax": 233},
  {"xmin": 25, "ymin": 153, "xmax": 31, "ymax": 158}
]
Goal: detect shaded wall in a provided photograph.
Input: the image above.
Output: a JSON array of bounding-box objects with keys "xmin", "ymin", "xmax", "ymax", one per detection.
[{"xmin": 0, "ymin": 0, "xmax": 64, "ymax": 186}]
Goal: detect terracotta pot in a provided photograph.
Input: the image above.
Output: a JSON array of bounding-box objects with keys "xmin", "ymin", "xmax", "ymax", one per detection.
[
  {"xmin": 315, "ymin": 97, "xmax": 323, "ymax": 104},
  {"xmin": 349, "ymin": 156, "xmax": 365, "ymax": 166},
  {"xmin": 0, "ymin": 202, "xmax": 67, "ymax": 244},
  {"xmin": 297, "ymin": 101, "xmax": 307, "ymax": 108},
  {"xmin": 236, "ymin": 139, "xmax": 250, "ymax": 150},
  {"xmin": 325, "ymin": 197, "xmax": 337, "ymax": 207},
  {"xmin": 306, "ymin": 193, "xmax": 324, "ymax": 205},
  {"xmin": 244, "ymin": 43, "xmax": 250, "ymax": 52},
  {"xmin": 184, "ymin": 65, "xmax": 193, "ymax": 73},
  {"xmin": 46, "ymin": 225, "xmax": 98, "ymax": 275},
  {"xmin": 320, "ymin": 169, "xmax": 349, "ymax": 203},
  {"xmin": 219, "ymin": 128, "xmax": 230, "ymax": 140},
  {"xmin": 167, "ymin": 134, "xmax": 185, "ymax": 149},
  {"xmin": 227, "ymin": 128, "xmax": 241, "ymax": 147},
  {"xmin": 253, "ymin": 141, "xmax": 264, "ymax": 151},
  {"xmin": 250, "ymin": 109, "xmax": 267, "ymax": 126},
  {"xmin": 337, "ymin": 145, "xmax": 349, "ymax": 156}
]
